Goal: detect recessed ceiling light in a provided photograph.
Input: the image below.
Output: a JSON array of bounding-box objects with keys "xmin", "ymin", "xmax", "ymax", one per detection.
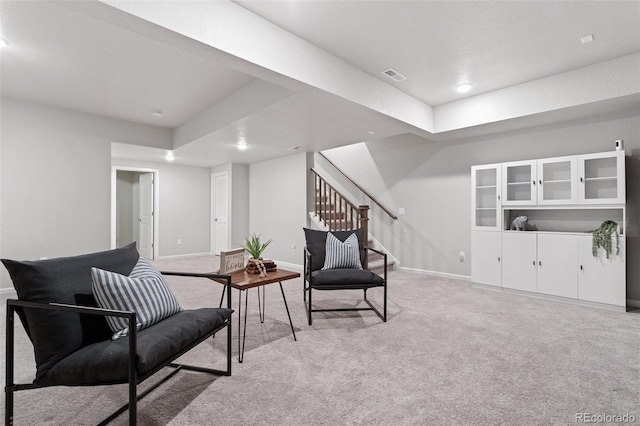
[
  {"xmin": 237, "ymin": 140, "xmax": 248, "ymax": 151},
  {"xmin": 456, "ymin": 83, "xmax": 473, "ymax": 93},
  {"xmin": 165, "ymin": 151, "xmax": 175, "ymax": 161},
  {"xmin": 151, "ymin": 109, "xmax": 163, "ymax": 117},
  {"xmin": 368, "ymin": 131, "xmax": 376, "ymax": 135},
  {"xmin": 287, "ymin": 146, "xmax": 301, "ymax": 151},
  {"xmin": 581, "ymin": 34, "xmax": 594, "ymax": 44},
  {"xmin": 0, "ymin": 38, "xmax": 8, "ymax": 48}
]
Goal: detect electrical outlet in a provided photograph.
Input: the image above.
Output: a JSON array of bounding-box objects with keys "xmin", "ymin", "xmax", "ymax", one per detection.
[
  {"xmin": 291, "ymin": 244, "xmax": 296, "ymax": 251},
  {"xmin": 398, "ymin": 207, "xmax": 406, "ymax": 215},
  {"xmin": 459, "ymin": 251, "xmax": 465, "ymax": 262},
  {"xmin": 178, "ymin": 239, "xmax": 182, "ymax": 245}
]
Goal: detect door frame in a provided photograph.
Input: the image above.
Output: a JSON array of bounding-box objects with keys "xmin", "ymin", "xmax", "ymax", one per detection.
[
  {"xmin": 211, "ymin": 171, "xmax": 230, "ymax": 255},
  {"xmin": 111, "ymin": 166, "xmax": 160, "ymax": 259}
]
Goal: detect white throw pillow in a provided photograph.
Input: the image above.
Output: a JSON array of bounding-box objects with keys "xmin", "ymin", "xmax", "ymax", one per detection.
[
  {"xmin": 91, "ymin": 257, "xmax": 182, "ymax": 339},
  {"xmin": 322, "ymin": 232, "xmax": 363, "ymax": 270}
]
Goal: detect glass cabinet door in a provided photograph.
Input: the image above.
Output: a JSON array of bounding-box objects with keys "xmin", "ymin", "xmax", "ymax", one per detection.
[
  {"xmin": 502, "ymin": 160, "xmax": 536, "ymax": 205},
  {"xmin": 578, "ymin": 151, "xmax": 625, "ymax": 204},
  {"xmin": 537, "ymin": 156, "xmax": 577, "ymax": 205},
  {"xmin": 471, "ymin": 164, "xmax": 501, "ymax": 230}
]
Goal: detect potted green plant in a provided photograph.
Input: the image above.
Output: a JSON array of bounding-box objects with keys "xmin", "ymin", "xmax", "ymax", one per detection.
[
  {"xmin": 241, "ymin": 233, "xmax": 273, "ymax": 277},
  {"xmin": 241, "ymin": 233, "xmax": 273, "ymax": 259},
  {"xmin": 586, "ymin": 220, "xmax": 619, "ymax": 259}
]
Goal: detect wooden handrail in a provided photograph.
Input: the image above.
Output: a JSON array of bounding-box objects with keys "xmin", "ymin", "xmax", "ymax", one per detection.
[
  {"xmin": 318, "ymin": 152, "xmax": 398, "ymax": 220},
  {"xmin": 311, "ymin": 169, "xmax": 369, "ymax": 245}
]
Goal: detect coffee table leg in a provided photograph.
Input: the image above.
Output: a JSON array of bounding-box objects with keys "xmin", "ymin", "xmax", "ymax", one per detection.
[
  {"xmin": 238, "ymin": 289, "xmax": 249, "ymax": 363},
  {"xmin": 257, "ymin": 285, "xmax": 265, "ymax": 323},
  {"xmin": 279, "ymin": 282, "xmax": 297, "ymax": 341}
]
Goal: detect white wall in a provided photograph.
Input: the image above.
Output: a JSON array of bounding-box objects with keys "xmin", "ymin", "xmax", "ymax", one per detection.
[
  {"xmin": 249, "ymin": 152, "xmax": 311, "ymax": 265},
  {"xmin": 113, "ymin": 159, "xmax": 212, "ymax": 257},
  {"xmin": 322, "ymin": 115, "xmax": 640, "ymax": 299},
  {"xmin": 0, "ymin": 99, "xmax": 152, "ymax": 289},
  {"xmin": 1, "ymin": 98, "xmax": 174, "ymax": 290}
]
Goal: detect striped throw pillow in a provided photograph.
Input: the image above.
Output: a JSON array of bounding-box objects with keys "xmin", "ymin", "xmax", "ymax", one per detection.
[
  {"xmin": 91, "ymin": 257, "xmax": 182, "ymax": 340},
  {"xmin": 322, "ymin": 232, "xmax": 363, "ymax": 270}
]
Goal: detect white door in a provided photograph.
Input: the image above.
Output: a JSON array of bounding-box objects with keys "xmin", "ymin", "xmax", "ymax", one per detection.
[
  {"xmin": 578, "ymin": 151, "xmax": 626, "ymax": 204},
  {"xmin": 577, "ymin": 235, "xmax": 626, "ymax": 307},
  {"xmin": 471, "ymin": 231, "xmax": 502, "ymax": 287},
  {"xmin": 138, "ymin": 173, "xmax": 154, "ymax": 259},
  {"xmin": 212, "ymin": 172, "xmax": 229, "ymax": 255},
  {"xmin": 537, "ymin": 156, "xmax": 577, "ymax": 205},
  {"xmin": 471, "ymin": 164, "xmax": 502, "ymax": 231},
  {"xmin": 502, "ymin": 160, "xmax": 537, "ymax": 206},
  {"xmin": 501, "ymin": 232, "xmax": 537, "ymax": 292},
  {"xmin": 537, "ymin": 233, "xmax": 577, "ymax": 299}
]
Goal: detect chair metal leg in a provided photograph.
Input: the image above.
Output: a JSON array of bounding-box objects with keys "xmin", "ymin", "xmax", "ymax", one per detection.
[
  {"xmin": 307, "ymin": 285, "xmax": 313, "ymax": 325},
  {"xmin": 6, "ymin": 303, "xmax": 15, "ymax": 426}
]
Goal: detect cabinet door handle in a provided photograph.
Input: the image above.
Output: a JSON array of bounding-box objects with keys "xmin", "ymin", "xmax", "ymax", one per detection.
[
  {"xmin": 497, "ymin": 256, "xmax": 501, "ymax": 262},
  {"xmin": 532, "ymin": 260, "xmax": 536, "ymax": 266},
  {"xmin": 580, "ymin": 265, "xmax": 583, "ymax": 270},
  {"xmin": 532, "ymin": 180, "xmax": 536, "ymax": 185},
  {"xmin": 539, "ymin": 261, "xmax": 542, "ymax": 266},
  {"xmin": 539, "ymin": 180, "xmax": 542, "ymax": 185},
  {"xmin": 580, "ymin": 177, "xmax": 584, "ymax": 183},
  {"xmin": 498, "ymin": 195, "xmax": 501, "ymax": 200}
]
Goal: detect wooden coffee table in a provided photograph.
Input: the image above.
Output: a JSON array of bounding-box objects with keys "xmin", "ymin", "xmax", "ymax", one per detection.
[{"xmin": 213, "ymin": 268, "xmax": 300, "ymax": 362}]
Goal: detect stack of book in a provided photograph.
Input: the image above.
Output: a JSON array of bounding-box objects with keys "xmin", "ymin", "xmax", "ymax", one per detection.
[{"xmin": 245, "ymin": 259, "xmax": 277, "ymax": 274}]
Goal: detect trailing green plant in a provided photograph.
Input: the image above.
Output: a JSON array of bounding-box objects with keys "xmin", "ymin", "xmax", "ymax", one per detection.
[
  {"xmin": 586, "ymin": 220, "xmax": 619, "ymax": 259},
  {"xmin": 241, "ymin": 233, "xmax": 273, "ymax": 259}
]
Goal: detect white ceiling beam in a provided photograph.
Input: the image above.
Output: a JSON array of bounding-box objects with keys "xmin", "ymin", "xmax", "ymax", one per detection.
[
  {"xmin": 101, "ymin": 0, "xmax": 434, "ymax": 133},
  {"xmin": 434, "ymin": 53, "xmax": 640, "ymax": 133},
  {"xmin": 172, "ymin": 79, "xmax": 295, "ymax": 149}
]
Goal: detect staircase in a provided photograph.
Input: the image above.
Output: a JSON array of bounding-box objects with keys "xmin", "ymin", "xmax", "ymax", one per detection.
[{"xmin": 310, "ymin": 169, "xmax": 395, "ymax": 272}]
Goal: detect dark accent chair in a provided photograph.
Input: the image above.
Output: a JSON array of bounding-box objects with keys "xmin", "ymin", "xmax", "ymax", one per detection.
[
  {"xmin": 2, "ymin": 243, "xmax": 233, "ymax": 425},
  {"xmin": 303, "ymin": 228, "xmax": 387, "ymax": 325}
]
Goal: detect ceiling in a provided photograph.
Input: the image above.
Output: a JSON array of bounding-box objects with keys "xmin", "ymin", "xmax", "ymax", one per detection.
[{"xmin": 1, "ymin": 1, "xmax": 639, "ymax": 168}]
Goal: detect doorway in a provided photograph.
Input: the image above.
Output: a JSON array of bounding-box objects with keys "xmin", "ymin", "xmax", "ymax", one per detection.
[
  {"xmin": 211, "ymin": 171, "xmax": 229, "ymax": 255},
  {"xmin": 111, "ymin": 167, "xmax": 159, "ymax": 259}
]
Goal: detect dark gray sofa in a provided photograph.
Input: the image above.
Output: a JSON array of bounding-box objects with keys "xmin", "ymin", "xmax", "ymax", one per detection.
[{"xmin": 2, "ymin": 243, "xmax": 233, "ymax": 425}]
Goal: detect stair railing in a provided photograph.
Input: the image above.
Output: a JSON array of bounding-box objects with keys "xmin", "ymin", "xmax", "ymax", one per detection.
[
  {"xmin": 318, "ymin": 152, "xmax": 398, "ymax": 220},
  {"xmin": 311, "ymin": 168, "xmax": 369, "ymax": 244}
]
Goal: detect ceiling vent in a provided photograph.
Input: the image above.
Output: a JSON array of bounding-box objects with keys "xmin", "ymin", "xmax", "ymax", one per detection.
[{"xmin": 382, "ymin": 68, "xmax": 407, "ymax": 82}]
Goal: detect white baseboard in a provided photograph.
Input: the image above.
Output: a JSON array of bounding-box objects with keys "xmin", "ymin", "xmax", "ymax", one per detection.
[
  {"xmin": 0, "ymin": 287, "xmax": 17, "ymax": 297},
  {"xmin": 473, "ymin": 284, "xmax": 629, "ymax": 312},
  {"xmin": 398, "ymin": 266, "xmax": 471, "ymax": 282},
  {"xmin": 156, "ymin": 252, "xmax": 214, "ymax": 260},
  {"xmin": 275, "ymin": 260, "xmax": 303, "ymax": 272}
]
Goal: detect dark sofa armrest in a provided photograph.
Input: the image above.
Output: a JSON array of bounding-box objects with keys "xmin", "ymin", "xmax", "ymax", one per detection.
[
  {"xmin": 7, "ymin": 298, "xmax": 135, "ymax": 320},
  {"xmin": 5, "ymin": 299, "xmax": 139, "ymax": 392},
  {"xmin": 365, "ymin": 247, "xmax": 388, "ymax": 278},
  {"xmin": 160, "ymin": 272, "xmax": 233, "ymax": 311},
  {"xmin": 303, "ymin": 247, "xmax": 313, "ymax": 280}
]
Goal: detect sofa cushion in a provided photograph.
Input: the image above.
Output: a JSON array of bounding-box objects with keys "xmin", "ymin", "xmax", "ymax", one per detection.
[
  {"xmin": 322, "ymin": 232, "xmax": 363, "ymax": 270},
  {"xmin": 1, "ymin": 243, "xmax": 139, "ymax": 382},
  {"xmin": 304, "ymin": 228, "xmax": 365, "ymax": 271},
  {"xmin": 311, "ymin": 269, "xmax": 384, "ymax": 289},
  {"xmin": 39, "ymin": 307, "xmax": 233, "ymax": 385},
  {"xmin": 92, "ymin": 257, "xmax": 182, "ymax": 339}
]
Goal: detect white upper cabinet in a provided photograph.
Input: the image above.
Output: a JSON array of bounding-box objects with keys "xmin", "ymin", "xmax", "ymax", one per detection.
[
  {"xmin": 471, "ymin": 164, "xmax": 501, "ymax": 230},
  {"xmin": 501, "ymin": 151, "xmax": 625, "ymax": 206},
  {"xmin": 537, "ymin": 156, "xmax": 578, "ymax": 205},
  {"xmin": 578, "ymin": 151, "xmax": 625, "ymax": 204},
  {"xmin": 502, "ymin": 160, "xmax": 536, "ymax": 206}
]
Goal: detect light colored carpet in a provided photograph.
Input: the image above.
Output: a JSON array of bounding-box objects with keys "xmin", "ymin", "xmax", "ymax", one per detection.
[{"xmin": 2, "ymin": 254, "xmax": 639, "ymax": 425}]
